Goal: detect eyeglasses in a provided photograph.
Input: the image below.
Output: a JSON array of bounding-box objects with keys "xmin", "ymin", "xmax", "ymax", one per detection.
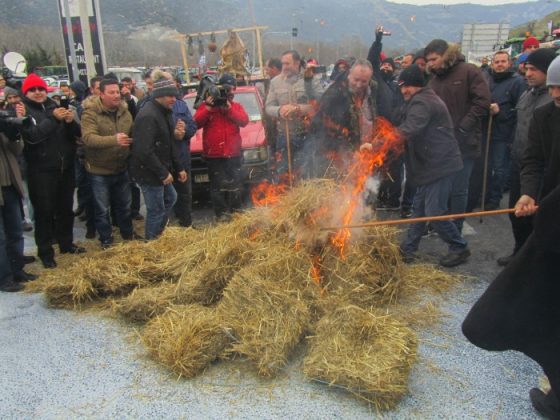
[{"xmin": 28, "ymin": 87, "xmax": 46, "ymax": 93}]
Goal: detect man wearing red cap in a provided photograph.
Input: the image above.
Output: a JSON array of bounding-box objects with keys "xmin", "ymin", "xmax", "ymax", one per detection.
[
  {"xmin": 522, "ymin": 36, "xmax": 540, "ymax": 53},
  {"xmin": 16, "ymin": 74, "xmax": 85, "ymax": 268}
]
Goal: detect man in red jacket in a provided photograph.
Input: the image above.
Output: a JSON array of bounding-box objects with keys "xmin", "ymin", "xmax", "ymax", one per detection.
[{"xmin": 194, "ymin": 74, "xmax": 249, "ymax": 221}]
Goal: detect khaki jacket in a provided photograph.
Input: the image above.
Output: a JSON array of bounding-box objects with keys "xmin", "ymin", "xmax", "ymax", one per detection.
[{"xmin": 81, "ymin": 96, "xmax": 133, "ymax": 175}]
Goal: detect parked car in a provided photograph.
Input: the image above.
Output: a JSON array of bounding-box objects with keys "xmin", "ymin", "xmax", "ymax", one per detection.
[{"xmin": 184, "ymin": 85, "xmax": 270, "ymax": 195}]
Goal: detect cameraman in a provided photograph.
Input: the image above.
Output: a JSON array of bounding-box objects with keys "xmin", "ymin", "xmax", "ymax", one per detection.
[
  {"xmin": 194, "ymin": 73, "xmax": 249, "ymax": 221},
  {"xmin": 0, "ymin": 117, "xmax": 37, "ymax": 292}
]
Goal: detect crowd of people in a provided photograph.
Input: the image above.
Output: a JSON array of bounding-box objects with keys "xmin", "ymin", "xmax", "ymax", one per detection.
[{"xmin": 1, "ymin": 29, "xmax": 559, "ymax": 418}]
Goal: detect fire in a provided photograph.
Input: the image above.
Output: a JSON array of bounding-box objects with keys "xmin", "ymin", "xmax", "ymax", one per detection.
[
  {"xmin": 330, "ymin": 117, "xmax": 403, "ymax": 258},
  {"xmin": 310, "ymin": 255, "xmax": 322, "ymax": 287},
  {"xmin": 250, "ymin": 174, "xmax": 291, "ymax": 207}
]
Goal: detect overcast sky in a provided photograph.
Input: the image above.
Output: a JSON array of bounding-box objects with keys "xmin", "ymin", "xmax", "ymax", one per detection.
[{"xmin": 388, "ymin": 0, "xmax": 536, "ymax": 5}]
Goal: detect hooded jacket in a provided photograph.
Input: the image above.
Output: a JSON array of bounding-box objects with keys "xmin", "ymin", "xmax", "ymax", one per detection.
[
  {"xmin": 20, "ymin": 96, "xmax": 80, "ymax": 173},
  {"xmin": 80, "ymin": 96, "xmax": 133, "ymax": 175},
  {"xmin": 428, "ymin": 44, "xmax": 491, "ymax": 160},
  {"xmin": 129, "ymin": 98, "xmax": 183, "ymax": 186},
  {"xmin": 399, "ymin": 87, "xmax": 463, "ymax": 186}
]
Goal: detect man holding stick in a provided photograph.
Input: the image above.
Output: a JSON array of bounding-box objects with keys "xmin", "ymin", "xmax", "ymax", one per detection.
[
  {"xmin": 396, "ymin": 65, "xmax": 470, "ymax": 267},
  {"xmin": 265, "ymin": 50, "xmax": 324, "ymax": 180}
]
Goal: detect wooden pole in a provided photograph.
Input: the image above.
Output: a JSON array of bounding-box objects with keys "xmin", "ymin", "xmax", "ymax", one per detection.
[
  {"xmin": 480, "ymin": 113, "xmax": 493, "ymax": 221},
  {"xmin": 320, "ymin": 208, "xmax": 515, "ymax": 231},
  {"xmin": 255, "ymin": 27, "xmax": 265, "ymax": 78},
  {"xmin": 179, "ymin": 37, "xmax": 190, "ymax": 84},
  {"xmin": 284, "ymin": 119, "xmax": 293, "ymax": 187}
]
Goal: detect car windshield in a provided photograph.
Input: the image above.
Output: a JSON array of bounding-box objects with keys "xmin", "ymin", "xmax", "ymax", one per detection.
[{"xmin": 185, "ymin": 91, "xmax": 261, "ymax": 122}]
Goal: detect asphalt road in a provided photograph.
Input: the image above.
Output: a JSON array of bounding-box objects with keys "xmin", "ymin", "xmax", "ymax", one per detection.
[{"xmin": 0, "ymin": 195, "xmax": 543, "ymax": 419}]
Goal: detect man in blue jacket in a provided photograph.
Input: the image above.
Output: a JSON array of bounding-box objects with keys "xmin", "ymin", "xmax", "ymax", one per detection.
[{"xmin": 397, "ymin": 65, "xmax": 470, "ymax": 268}]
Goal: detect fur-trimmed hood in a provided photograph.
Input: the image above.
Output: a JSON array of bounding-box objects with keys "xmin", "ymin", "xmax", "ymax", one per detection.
[{"xmin": 434, "ymin": 43, "xmax": 465, "ymax": 75}]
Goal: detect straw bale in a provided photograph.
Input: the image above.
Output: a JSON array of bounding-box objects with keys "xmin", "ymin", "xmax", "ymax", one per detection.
[
  {"xmin": 303, "ymin": 305, "xmax": 418, "ymax": 409},
  {"xmin": 113, "ymin": 282, "xmax": 179, "ymax": 322},
  {"xmin": 217, "ymin": 265, "xmax": 311, "ymax": 377},
  {"xmin": 142, "ymin": 304, "xmax": 228, "ymax": 378}
]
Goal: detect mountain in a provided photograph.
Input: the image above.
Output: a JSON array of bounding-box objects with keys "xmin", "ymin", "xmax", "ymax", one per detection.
[
  {"xmin": 2, "ymin": 0, "xmax": 559, "ymax": 50},
  {"xmin": 510, "ymin": 9, "xmax": 560, "ymax": 37}
]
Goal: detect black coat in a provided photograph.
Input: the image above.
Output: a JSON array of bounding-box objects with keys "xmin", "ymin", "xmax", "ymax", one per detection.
[
  {"xmin": 129, "ymin": 99, "xmax": 183, "ymax": 186},
  {"xmin": 399, "ymin": 87, "xmax": 463, "ymax": 186},
  {"xmin": 20, "ymin": 97, "xmax": 80, "ymax": 173},
  {"xmin": 462, "ymin": 184, "xmax": 560, "ymax": 395},
  {"xmin": 521, "ymin": 101, "xmax": 560, "ymax": 202}
]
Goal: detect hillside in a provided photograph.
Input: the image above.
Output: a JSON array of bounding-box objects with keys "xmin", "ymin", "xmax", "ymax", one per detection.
[
  {"xmin": 1, "ymin": 0, "xmax": 559, "ymax": 50},
  {"xmin": 510, "ymin": 9, "xmax": 560, "ymax": 37}
]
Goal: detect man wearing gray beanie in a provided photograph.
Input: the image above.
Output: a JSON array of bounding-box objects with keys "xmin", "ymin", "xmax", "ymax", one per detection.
[
  {"xmin": 129, "ymin": 72, "xmax": 187, "ymax": 240},
  {"xmin": 497, "ymin": 48, "xmax": 557, "ymax": 266}
]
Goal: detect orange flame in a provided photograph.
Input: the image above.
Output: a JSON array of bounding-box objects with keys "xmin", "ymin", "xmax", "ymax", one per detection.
[
  {"xmin": 310, "ymin": 255, "xmax": 322, "ymax": 287},
  {"xmin": 250, "ymin": 173, "xmax": 292, "ymax": 207},
  {"xmin": 330, "ymin": 117, "xmax": 403, "ymax": 258}
]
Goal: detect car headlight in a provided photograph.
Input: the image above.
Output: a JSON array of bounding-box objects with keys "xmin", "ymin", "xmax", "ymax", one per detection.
[{"xmin": 243, "ymin": 146, "xmax": 268, "ymax": 163}]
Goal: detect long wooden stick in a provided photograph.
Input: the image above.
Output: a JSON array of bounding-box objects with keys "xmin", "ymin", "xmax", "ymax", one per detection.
[
  {"xmin": 320, "ymin": 208, "xmax": 515, "ymax": 231},
  {"xmin": 284, "ymin": 119, "xmax": 293, "ymax": 187},
  {"xmin": 480, "ymin": 113, "xmax": 493, "ymax": 222}
]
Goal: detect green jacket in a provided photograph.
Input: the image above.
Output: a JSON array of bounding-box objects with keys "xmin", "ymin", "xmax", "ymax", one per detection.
[{"xmin": 81, "ymin": 96, "xmax": 133, "ymax": 175}]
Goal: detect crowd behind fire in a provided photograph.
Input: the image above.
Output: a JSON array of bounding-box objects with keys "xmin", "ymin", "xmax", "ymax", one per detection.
[{"xmin": 1, "ymin": 25, "xmax": 560, "ymax": 418}]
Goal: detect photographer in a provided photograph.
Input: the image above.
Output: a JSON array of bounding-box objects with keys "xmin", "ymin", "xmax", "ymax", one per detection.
[
  {"xmin": 0, "ymin": 116, "xmax": 37, "ymax": 292},
  {"xmin": 194, "ymin": 73, "xmax": 249, "ymax": 221},
  {"xmin": 18, "ymin": 74, "xmax": 85, "ymax": 268}
]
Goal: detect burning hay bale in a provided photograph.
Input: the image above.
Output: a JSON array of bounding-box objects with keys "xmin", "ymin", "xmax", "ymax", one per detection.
[
  {"xmin": 303, "ymin": 305, "xmax": 418, "ymax": 409},
  {"xmin": 217, "ymin": 262, "xmax": 312, "ymax": 377},
  {"xmin": 142, "ymin": 304, "xmax": 229, "ymax": 378}
]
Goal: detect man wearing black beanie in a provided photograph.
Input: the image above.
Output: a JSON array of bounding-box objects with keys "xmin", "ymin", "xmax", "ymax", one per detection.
[
  {"xmin": 397, "ymin": 65, "xmax": 470, "ymax": 267},
  {"xmin": 496, "ymin": 48, "xmax": 557, "ymax": 266}
]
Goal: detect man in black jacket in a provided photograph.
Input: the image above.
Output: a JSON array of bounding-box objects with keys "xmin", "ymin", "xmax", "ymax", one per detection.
[
  {"xmin": 18, "ymin": 74, "xmax": 85, "ymax": 268},
  {"xmin": 129, "ymin": 77, "xmax": 187, "ymax": 240},
  {"xmin": 397, "ymin": 65, "xmax": 470, "ymax": 267}
]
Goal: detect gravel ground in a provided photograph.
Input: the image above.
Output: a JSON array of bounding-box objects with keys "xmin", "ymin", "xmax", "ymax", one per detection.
[{"xmin": 0, "ymin": 198, "xmax": 543, "ymax": 419}]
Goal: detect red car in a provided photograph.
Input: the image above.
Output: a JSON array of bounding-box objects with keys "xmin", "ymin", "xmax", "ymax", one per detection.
[{"xmin": 184, "ymin": 85, "xmax": 270, "ymax": 193}]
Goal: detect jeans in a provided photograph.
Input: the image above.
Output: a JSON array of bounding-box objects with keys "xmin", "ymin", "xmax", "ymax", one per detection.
[
  {"xmin": 206, "ymin": 157, "xmax": 242, "ymax": 218},
  {"xmin": 0, "ymin": 186, "xmax": 24, "ymax": 283},
  {"xmin": 275, "ymin": 133, "xmax": 307, "ymax": 178},
  {"xmin": 88, "ymin": 171, "xmax": 133, "ymax": 244},
  {"xmin": 450, "ymin": 158, "xmax": 474, "ymax": 232},
  {"xmin": 140, "ymin": 183, "xmax": 177, "ymax": 240},
  {"xmin": 173, "ymin": 171, "xmax": 192, "ymax": 227},
  {"xmin": 27, "ymin": 169, "xmax": 75, "ymax": 259},
  {"xmin": 487, "ymin": 141, "xmax": 511, "ymax": 205},
  {"xmin": 400, "ymin": 174, "xmax": 468, "ymax": 255},
  {"xmin": 401, "ymin": 162, "xmax": 416, "ymax": 210}
]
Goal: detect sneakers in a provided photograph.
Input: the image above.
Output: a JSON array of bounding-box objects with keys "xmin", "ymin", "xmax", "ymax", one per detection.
[
  {"xmin": 60, "ymin": 244, "xmax": 86, "ymax": 254},
  {"xmin": 0, "ymin": 279, "xmax": 24, "ymax": 292},
  {"xmin": 530, "ymin": 387, "xmax": 560, "ymax": 419},
  {"xmin": 439, "ymin": 249, "xmax": 471, "ymax": 268},
  {"xmin": 497, "ymin": 254, "xmax": 514, "ymax": 266}
]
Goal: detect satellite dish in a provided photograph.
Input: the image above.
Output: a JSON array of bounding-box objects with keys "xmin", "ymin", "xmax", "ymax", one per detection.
[{"xmin": 3, "ymin": 52, "xmax": 27, "ymax": 76}]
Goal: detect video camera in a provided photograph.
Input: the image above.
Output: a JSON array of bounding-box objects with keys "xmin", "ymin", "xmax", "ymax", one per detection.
[
  {"xmin": 0, "ymin": 110, "xmax": 32, "ymax": 129},
  {"xmin": 194, "ymin": 74, "xmax": 229, "ymax": 109}
]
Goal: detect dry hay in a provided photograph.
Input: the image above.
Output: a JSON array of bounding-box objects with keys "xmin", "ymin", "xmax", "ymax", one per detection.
[
  {"xmin": 303, "ymin": 305, "xmax": 418, "ymax": 410},
  {"xmin": 112, "ymin": 282, "xmax": 179, "ymax": 322},
  {"xmin": 217, "ymin": 259, "xmax": 312, "ymax": 377},
  {"xmin": 142, "ymin": 304, "xmax": 229, "ymax": 378}
]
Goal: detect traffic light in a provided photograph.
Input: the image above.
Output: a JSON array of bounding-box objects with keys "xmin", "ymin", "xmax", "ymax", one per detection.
[{"xmin": 292, "ymin": 27, "xmax": 298, "ymax": 37}]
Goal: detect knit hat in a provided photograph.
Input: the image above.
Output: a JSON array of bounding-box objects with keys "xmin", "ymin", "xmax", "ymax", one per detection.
[
  {"xmin": 522, "ymin": 37, "xmax": 540, "ymax": 50},
  {"xmin": 3, "ymin": 86, "xmax": 19, "ymax": 98},
  {"xmin": 152, "ymin": 77, "xmax": 178, "ymax": 98},
  {"xmin": 546, "ymin": 55, "xmax": 560, "ymax": 87},
  {"xmin": 398, "ymin": 64, "xmax": 425, "ymax": 87},
  {"xmin": 381, "ymin": 57, "xmax": 395, "ymax": 70},
  {"xmin": 22, "ymin": 73, "xmax": 47, "ymax": 95},
  {"xmin": 525, "ymin": 48, "xmax": 557, "ymax": 74},
  {"xmin": 70, "ymin": 80, "xmax": 87, "ymax": 101}
]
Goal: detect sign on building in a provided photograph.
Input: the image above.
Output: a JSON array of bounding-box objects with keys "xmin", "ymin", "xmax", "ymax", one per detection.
[
  {"xmin": 461, "ymin": 23, "xmax": 510, "ymax": 64},
  {"xmin": 57, "ymin": 0, "xmax": 107, "ymax": 84}
]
